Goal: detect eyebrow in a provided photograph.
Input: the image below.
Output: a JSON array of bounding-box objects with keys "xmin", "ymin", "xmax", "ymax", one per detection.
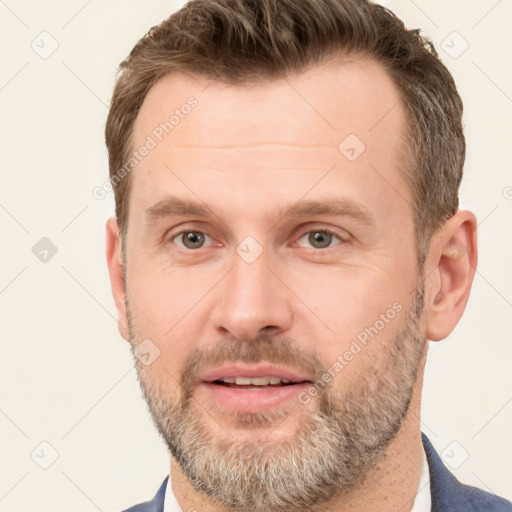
[{"xmin": 145, "ymin": 195, "xmax": 374, "ymax": 225}]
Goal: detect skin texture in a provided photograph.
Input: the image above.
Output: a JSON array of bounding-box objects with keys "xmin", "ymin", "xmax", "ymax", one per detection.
[{"xmin": 106, "ymin": 55, "xmax": 477, "ymax": 511}]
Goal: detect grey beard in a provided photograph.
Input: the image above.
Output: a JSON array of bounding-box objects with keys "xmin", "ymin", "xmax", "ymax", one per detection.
[{"xmin": 129, "ymin": 286, "xmax": 426, "ymax": 512}]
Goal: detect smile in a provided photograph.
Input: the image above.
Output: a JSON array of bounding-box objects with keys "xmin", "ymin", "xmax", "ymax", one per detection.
[{"xmin": 199, "ymin": 365, "xmax": 314, "ymax": 412}]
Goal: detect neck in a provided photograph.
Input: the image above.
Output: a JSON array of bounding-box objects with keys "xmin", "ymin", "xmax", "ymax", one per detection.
[{"xmin": 170, "ymin": 363, "xmax": 427, "ymax": 512}]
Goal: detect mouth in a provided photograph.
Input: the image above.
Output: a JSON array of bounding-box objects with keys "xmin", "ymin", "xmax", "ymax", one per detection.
[
  {"xmin": 199, "ymin": 365, "xmax": 314, "ymax": 412},
  {"xmin": 211, "ymin": 376, "xmax": 305, "ymax": 388}
]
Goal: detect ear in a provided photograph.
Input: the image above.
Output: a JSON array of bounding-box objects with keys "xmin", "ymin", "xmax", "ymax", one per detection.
[
  {"xmin": 424, "ymin": 210, "xmax": 478, "ymax": 341},
  {"xmin": 106, "ymin": 217, "xmax": 129, "ymax": 341}
]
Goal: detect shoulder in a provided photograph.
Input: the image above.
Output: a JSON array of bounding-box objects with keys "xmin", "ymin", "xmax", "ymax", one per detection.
[
  {"xmin": 421, "ymin": 433, "xmax": 512, "ymax": 512},
  {"xmin": 120, "ymin": 476, "xmax": 168, "ymax": 512},
  {"xmin": 457, "ymin": 485, "xmax": 512, "ymax": 511}
]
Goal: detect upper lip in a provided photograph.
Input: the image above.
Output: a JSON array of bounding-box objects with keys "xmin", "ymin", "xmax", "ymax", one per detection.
[{"xmin": 200, "ymin": 364, "xmax": 314, "ymax": 383}]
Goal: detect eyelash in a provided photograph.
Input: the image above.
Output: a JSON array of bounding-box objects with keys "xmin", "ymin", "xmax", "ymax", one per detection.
[{"xmin": 167, "ymin": 226, "xmax": 348, "ymax": 250}]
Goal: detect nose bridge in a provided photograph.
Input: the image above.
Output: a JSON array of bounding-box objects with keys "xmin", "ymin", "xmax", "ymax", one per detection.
[
  {"xmin": 212, "ymin": 243, "xmax": 292, "ymax": 340},
  {"xmin": 230, "ymin": 251, "xmax": 269, "ymax": 311}
]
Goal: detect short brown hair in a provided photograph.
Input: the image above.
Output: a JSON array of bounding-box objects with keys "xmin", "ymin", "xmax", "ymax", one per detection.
[{"xmin": 105, "ymin": 0, "xmax": 465, "ymax": 265}]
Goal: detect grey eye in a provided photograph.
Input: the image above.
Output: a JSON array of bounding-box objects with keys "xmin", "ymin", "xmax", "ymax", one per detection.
[
  {"xmin": 178, "ymin": 231, "xmax": 207, "ymax": 249},
  {"xmin": 308, "ymin": 231, "xmax": 333, "ymax": 249},
  {"xmin": 297, "ymin": 230, "xmax": 341, "ymax": 249}
]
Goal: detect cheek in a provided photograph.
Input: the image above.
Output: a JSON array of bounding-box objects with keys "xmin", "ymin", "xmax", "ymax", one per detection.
[
  {"xmin": 135, "ymin": 360, "xmax": 182, "ymax": 416},
  {"xmin": 127, "ymin": 258, "xmax": 195, "ymax": 331},
  {"xmin": 290, "ymin": 265, "xmax": 408, "ymax": 372},
  {"xmin": 125, "ymin": 261, "xmax": 225, "ymax": 380}
]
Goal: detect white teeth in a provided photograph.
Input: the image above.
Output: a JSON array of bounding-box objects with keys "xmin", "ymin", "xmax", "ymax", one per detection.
[
  {"xmin": 235, "ymin": 377, "xmax": 253, "ymax": 385},
  {"xmin": 219, "ymin": 377, "xmax": 293, "ymax": 386},
  {"xmin": 250, "ymin": 377, "xmax": 272, "ymax": 386}
]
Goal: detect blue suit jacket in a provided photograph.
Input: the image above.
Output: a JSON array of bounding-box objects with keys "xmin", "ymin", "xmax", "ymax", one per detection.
[{"xmin": 123, "ymin": 433, "xmax": 511, "ymax": 511}]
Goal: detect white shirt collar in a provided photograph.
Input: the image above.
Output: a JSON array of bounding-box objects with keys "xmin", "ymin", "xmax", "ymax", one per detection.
[
  {"xmin": 410, "ymin": 444, "xmax": 432, "ymax": 512},
  {"xmin": 164, "ymin": 445, "xmax": 431, "ymax": 512},
  {"xmin": 163, "ymin": 471, "xmax": 182, "ymax": 512}
]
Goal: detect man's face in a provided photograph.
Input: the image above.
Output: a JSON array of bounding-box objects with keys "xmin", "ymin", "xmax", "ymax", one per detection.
[{"xmin": 119, "ymin": 56, "xmax": 427, "ymax": 510}]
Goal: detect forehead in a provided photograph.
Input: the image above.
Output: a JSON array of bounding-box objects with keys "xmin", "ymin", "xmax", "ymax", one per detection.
[
  {"xmin": 128, "ymin": 55, "xmax": 411, "ymax": 225},
  {"xmin": 133, "ymin": 55, "xmax": 405, "ymax": 152}
]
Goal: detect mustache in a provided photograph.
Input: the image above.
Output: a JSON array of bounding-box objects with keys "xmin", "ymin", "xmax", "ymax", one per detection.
[{"xmin": 179, "ymin": 335, "xmax": 327, "ymax": 399}]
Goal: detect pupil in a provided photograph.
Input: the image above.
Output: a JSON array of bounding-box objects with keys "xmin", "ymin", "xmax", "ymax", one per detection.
[
  {"xmin": 183, "ymin": 232, "xmax": 204, "ymax": 249},
  {"xmin": 309, "ymin": 231, "xmax": 331, "ymax": 248}
]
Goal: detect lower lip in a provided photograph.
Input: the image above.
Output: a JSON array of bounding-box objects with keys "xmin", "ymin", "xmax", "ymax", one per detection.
[{"xmin": 200, "ymin": 382, "xmax": 311, "ymax": 412}]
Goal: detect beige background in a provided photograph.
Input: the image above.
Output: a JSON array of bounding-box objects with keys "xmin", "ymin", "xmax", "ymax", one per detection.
[{"xmin": 0, "ymin": 0, "xmax": 511, "ymax": 510}]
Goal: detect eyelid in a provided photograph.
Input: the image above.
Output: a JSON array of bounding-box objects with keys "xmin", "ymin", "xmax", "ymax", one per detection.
[{"xmin": 162, "ymin": 220, "xmax": 212, "ymax": 236}]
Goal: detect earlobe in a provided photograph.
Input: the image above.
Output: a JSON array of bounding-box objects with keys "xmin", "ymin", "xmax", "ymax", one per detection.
[
  {"xmin": 105, "ymin": 217, "xmax": 129, "ymax": 341},
  {"xmin": 425, "ymin": 210, "xmax": 478, "ymax": 341}
]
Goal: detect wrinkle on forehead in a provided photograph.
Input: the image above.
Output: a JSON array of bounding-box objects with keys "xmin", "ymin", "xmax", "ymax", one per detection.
[{"xmin": 131, "ymin": 55, "xmax": 405, "ymax": 153}]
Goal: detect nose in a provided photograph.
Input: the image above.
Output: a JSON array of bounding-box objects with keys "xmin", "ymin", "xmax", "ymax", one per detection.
[{"xmin": 211, "ymin": 249, "xmax": 294, "ymax": 341}]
